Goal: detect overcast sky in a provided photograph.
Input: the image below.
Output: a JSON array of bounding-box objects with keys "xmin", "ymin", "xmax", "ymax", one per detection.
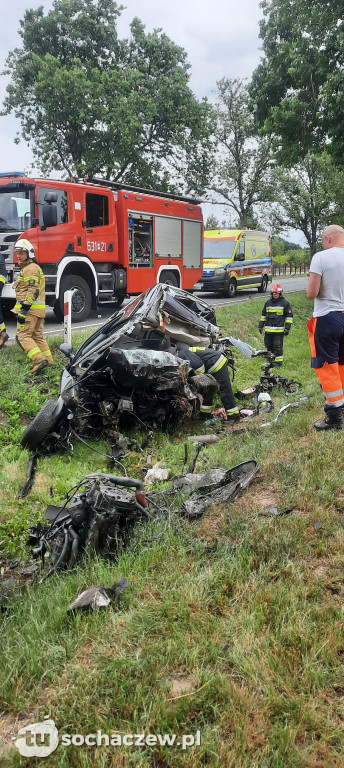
[
  {"xmin": 0, "ymin": 0, "xmax": 263, "ymax": 169},
  {"xmin": 0, "ymin": 1, "xmax": 304, "ymax": 242}
]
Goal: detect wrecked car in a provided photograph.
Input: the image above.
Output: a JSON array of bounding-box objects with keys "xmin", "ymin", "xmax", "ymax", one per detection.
[
  {"xmin": 27, "ymin": 473, "xmax": 148, "ymax": 579},
  {"xmin": 21, "ymin": 284, "xmax": 224, "ymax": 453}
]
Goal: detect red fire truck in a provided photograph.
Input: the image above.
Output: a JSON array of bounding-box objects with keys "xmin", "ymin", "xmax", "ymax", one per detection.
[{"xmin": 0, "ymin": 173, "xmax": 203, "ymax": 321}]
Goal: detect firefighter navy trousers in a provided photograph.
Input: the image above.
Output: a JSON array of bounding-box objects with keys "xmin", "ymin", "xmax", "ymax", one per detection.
[
  {"xmin": 307, "ymin": 312, "xmax": 344, "ymax": 414},
  {"xmin": 178, "ymin": 347, "xmax": 239, "ymax": 417}
]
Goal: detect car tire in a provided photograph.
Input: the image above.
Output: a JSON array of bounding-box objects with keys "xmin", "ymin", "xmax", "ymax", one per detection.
[
  {"xmin": 159, "ymin": 271, "xmax": 179, "ymax": 288},
  {"xmin": 224, "ymin": 278, "xmax": 237, "ymax": 298},
  {"xmin": 53, "ymin": 275, "xmax": 92, "ymax": 323},
  {"xmin": 21, "ymin": 400, "xmax": 59, "ymax": 451},
  {"xmin": 258, "ymin": 275, "xmax": 268, "ymax": 293}
]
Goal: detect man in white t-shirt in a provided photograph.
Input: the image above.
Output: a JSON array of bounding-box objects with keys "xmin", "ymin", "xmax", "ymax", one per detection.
[{"xmin": 306, "ymin": 224, "xmax": 344, "ymax": 430}]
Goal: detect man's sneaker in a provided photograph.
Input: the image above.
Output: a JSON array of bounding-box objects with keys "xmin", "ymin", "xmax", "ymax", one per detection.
[
  {"xmin": 31, "ymin": 359, "xmax": 48, "ymax": 374},
  {"xmin": 0, "ymin": 332, "xmax": 9, "ymax": 349}
]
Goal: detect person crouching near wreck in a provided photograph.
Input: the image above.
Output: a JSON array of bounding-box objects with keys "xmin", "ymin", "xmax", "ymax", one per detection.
[
  {"xmin": 12, "ymin": 239, "xmax": 53, "ymax": 374},
  {"xmin": 178, "ymin": 346, "xmax": 240, "ymax": 421}
]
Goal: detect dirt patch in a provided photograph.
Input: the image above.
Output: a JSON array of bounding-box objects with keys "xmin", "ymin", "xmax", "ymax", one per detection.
[
  {"xmin": 4, "ymin": 465, "xmax": 17, "ymax": 481},
  {"xmin": 33, "ymin": 471, "xmax": 51, "ymax": 493},
  {"xmin": 168, "ymin": 676, "xmax": 194, "ymax": 698},
  {"xmin": 197, "ymin": 507, "xmax": 227, "ymax": 540},
  {"xmin": 0, "ymin": 712, "xmax": 32, "ymax": 754},
  {"xmin": 19, "ymin": 412, "xmax": 32, "ymax": 426},
  {"xmin": 234, "ymin": 482, "xmax": 278, "ymax": 512},
  {"xmin": 0, "ymin": 409, "xmax": 9, "ymax": 426}
]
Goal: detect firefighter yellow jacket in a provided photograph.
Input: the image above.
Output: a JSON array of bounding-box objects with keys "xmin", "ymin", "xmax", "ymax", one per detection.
[{"xmin": 13, "ymin": 260, "xmax": 46, "ymax": 318}]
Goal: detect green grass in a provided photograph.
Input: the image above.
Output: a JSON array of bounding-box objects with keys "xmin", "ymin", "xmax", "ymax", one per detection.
[{"xmin": 1, "ymin": 292, "xmax": 344, "ymax": 767}]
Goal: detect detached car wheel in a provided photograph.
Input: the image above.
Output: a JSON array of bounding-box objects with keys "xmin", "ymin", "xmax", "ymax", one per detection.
[{"xmin": 21, "ymin": 400, "xmax": 59, "ymax": 451}]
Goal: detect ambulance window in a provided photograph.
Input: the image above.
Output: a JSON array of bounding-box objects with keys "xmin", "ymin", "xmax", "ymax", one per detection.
[
  {"xmin": 86, "ymin": 194, "xmax": 109, "ymax": 227},
  {"xmin": 37, "ymin": 187, "xmax": 68, "ymax": 225},
  {"xmin": 236, "ymin": 241, "xmax": 245, "ymax": 258}
]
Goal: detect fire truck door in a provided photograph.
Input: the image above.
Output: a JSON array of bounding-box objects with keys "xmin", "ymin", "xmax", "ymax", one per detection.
[
  {"xmin": 36, "ymin": 186, "xmax": 73, "ymax": 264},
  {"xmin": 83, "ymin": 191, "xmax": 116, "ymax": 259}
]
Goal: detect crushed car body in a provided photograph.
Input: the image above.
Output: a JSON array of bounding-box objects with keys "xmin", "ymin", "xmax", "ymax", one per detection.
[{"xmin": 21, "ymin": 284, "xmax": 222, "ymax": 453}]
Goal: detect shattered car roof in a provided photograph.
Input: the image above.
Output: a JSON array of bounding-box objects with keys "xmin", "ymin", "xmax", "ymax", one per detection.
[{"xmin": 70, "ymin": 284, "xmax": 220, "ymax": 373}]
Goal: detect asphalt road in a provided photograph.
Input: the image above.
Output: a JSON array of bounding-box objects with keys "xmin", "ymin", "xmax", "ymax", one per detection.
[{"xmin": 3, "ymin": 274, "xmax": 309, "ymax": 342}]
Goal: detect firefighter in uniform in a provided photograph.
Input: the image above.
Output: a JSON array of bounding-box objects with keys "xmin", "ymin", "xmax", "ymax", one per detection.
[
  {"xmin": 259, "ymin": 284, "xmax": 293, "ymax": 367},
  {"xmin": 177, "ymin": 346, "xmax": 240, "ymax": 421},
  {"xmin": 12, "ymin": 239, "xmax": 53, "ymax": 373},
  {"xmin": 0, "ymin": 249, "xmax": 8, "ymax": 348}
]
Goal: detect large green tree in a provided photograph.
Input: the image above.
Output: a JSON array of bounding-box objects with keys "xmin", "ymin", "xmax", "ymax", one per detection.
[
  {"xmin": 208, "ymin": 78, "xmax": 277, "ymax": 228},
  {"xmin": 2, "ymin": 0, "xmax": 213, "ymax": 193},
  {"xmin": 271, "ymin": 153, "xmax": 344, "ymax": 254},
  {"xmin": 250, "ymin": 0, "xmax": 344, "ymax": 164}
]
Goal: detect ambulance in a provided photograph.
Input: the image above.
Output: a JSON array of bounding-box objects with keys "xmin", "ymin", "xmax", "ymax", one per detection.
[{"xmin": 197, "ymin": 229, "xmax": 272, "ymax": 297}]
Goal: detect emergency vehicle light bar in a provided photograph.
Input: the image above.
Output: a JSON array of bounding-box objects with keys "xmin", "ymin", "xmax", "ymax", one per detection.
[{"xmin": 85, "ymin": 177, "xmax": 200, "ymax": 206}]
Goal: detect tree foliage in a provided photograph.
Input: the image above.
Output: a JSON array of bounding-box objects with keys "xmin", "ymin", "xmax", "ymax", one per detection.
[
  {"xmin": 208, "ymin": 78, "xmax": 277, "ymax": 228},
  {"xmin": 2, "ymin": 0, "xmax": 214, "ymax": 193},
  {"xmin": 271, "ymin": 153, "xmax": 344, "ymax": 254},
  {"xmin": 250, "ymin": 0, "xmax": 344, "ymax": 164}
]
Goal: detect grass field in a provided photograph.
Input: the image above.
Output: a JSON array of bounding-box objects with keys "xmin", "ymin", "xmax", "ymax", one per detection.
[{"xmin": 1, "ymin": 292, "xmax": 344, "ymax": 767}]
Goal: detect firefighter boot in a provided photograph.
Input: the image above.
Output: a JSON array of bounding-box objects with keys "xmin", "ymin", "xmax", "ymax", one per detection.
[
  {"xmin": 0, "ymin": 331, "xmax": 9, "ymax": 348},
  {"xmin": 30, "ymin": 359, "xmax": 48, "ymax": 375},
  {"xmin": 313, "ymin": 407, "xmax": 344, "ymax": 431}
]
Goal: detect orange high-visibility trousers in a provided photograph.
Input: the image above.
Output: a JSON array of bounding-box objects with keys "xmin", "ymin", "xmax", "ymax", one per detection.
[{"xmin": 307, "ymin": 314, "xmax": 344, "ymax": 413}]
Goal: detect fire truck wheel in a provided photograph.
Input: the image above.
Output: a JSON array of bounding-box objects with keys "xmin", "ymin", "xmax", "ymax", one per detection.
[
  {"xmin": 258, "ymin": 275, "xmax": 268, "ymax": 293},
  {"xmin": 159, "ymin": 271, "xmax": 179, "ymax": 287},
  {"xmin": 113, "ymin": 295, "xmax": 125, "ymax": 308},
  {"xmin": 20, "ymin": 399, "xmax": 59, "ymax": 451},
  {"xmin": 54, "ymin": 275, "xmax": 92, "ymax": 322}
]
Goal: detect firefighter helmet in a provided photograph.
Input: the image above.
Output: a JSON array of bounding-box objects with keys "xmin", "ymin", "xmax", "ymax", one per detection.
[
  {"xmin": 271, "ymin": 283, "xmax": 283, "ymax": 296},
  {"xmin": 14, "ymin": 239, "xmax": 35, "ymax": 258}
]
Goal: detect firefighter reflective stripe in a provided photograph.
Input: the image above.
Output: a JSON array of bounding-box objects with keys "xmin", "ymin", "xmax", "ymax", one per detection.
[
  {"xmin": 275, "ymin": 356, "xmax": 283, "ymax": 362},
  {"xmin": 266, "ymin": 307, "xmax": 284, "ymax": 314},
  {"xmin": 264, "ymin": 327, "xmax": 285, "ymax": 332},
  {"xmin": 285, "ymin": 317, "xmax": 293, "ymax": 325},
  {"xmin": 44, "ymin": 350, "xmax": 53, "ymax": 359},
  {"xmin": 200, "ymin": 404, "xmax": 212, "ymax": 413},
  {"xmin": 260, "ymin": 315, "xmax": 266, "ymax": 321},
  {"xmin": 27, "ymin": 346, "xmax": 41, "ymax": 359},
  {"xmin": 14, "ymin": 301, "xmax": 45, "ymax": 311},
  {"xmin": 195, "ymin": 364, "xmax": 205, "ymax": 374},
  {"xmin": 226, "ymin": 406, "xmax": 239, "ymax": 415},
  {"xmin": 0, "ymin": 323, "xmax": 5, "ymax": 331},
  {"xmin": 0, "ymin": 276, "xmax": 5, "ymax": 284},
  {"xmin": 191, "ymin": 347, "xmax": 206, "ymax": 351},
  {"xmin": 313, "ymin": 362, "xmax": 344, "ymax": 406},
  {"xmin": 207, "ymin": 353, "xmax": 227, "ymax": 374}
]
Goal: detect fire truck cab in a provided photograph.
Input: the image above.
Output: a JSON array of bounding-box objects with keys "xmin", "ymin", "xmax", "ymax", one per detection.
[{"xmin": 0, "ymin": 173, "xmax": 203, "ymax": 322}]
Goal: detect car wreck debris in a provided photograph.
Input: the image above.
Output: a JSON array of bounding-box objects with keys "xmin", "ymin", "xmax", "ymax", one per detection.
[
  {"xmin": 20, "ymin": 285, "xmax": 224, "ymax": 456},
  {"xmin": 27, "ymin": 474, "xmax": 149, "ymax": 580},
  {"xmin": 259, "ymin": 397, "xmax": 308, "ymax": 427},
  {"xmin": 173, "ymin": 461, "xmax": 259, "ymax": 518},
  {"xmin": 67, "ymin": 577, "xmax": 130, "ymax": 613}
]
